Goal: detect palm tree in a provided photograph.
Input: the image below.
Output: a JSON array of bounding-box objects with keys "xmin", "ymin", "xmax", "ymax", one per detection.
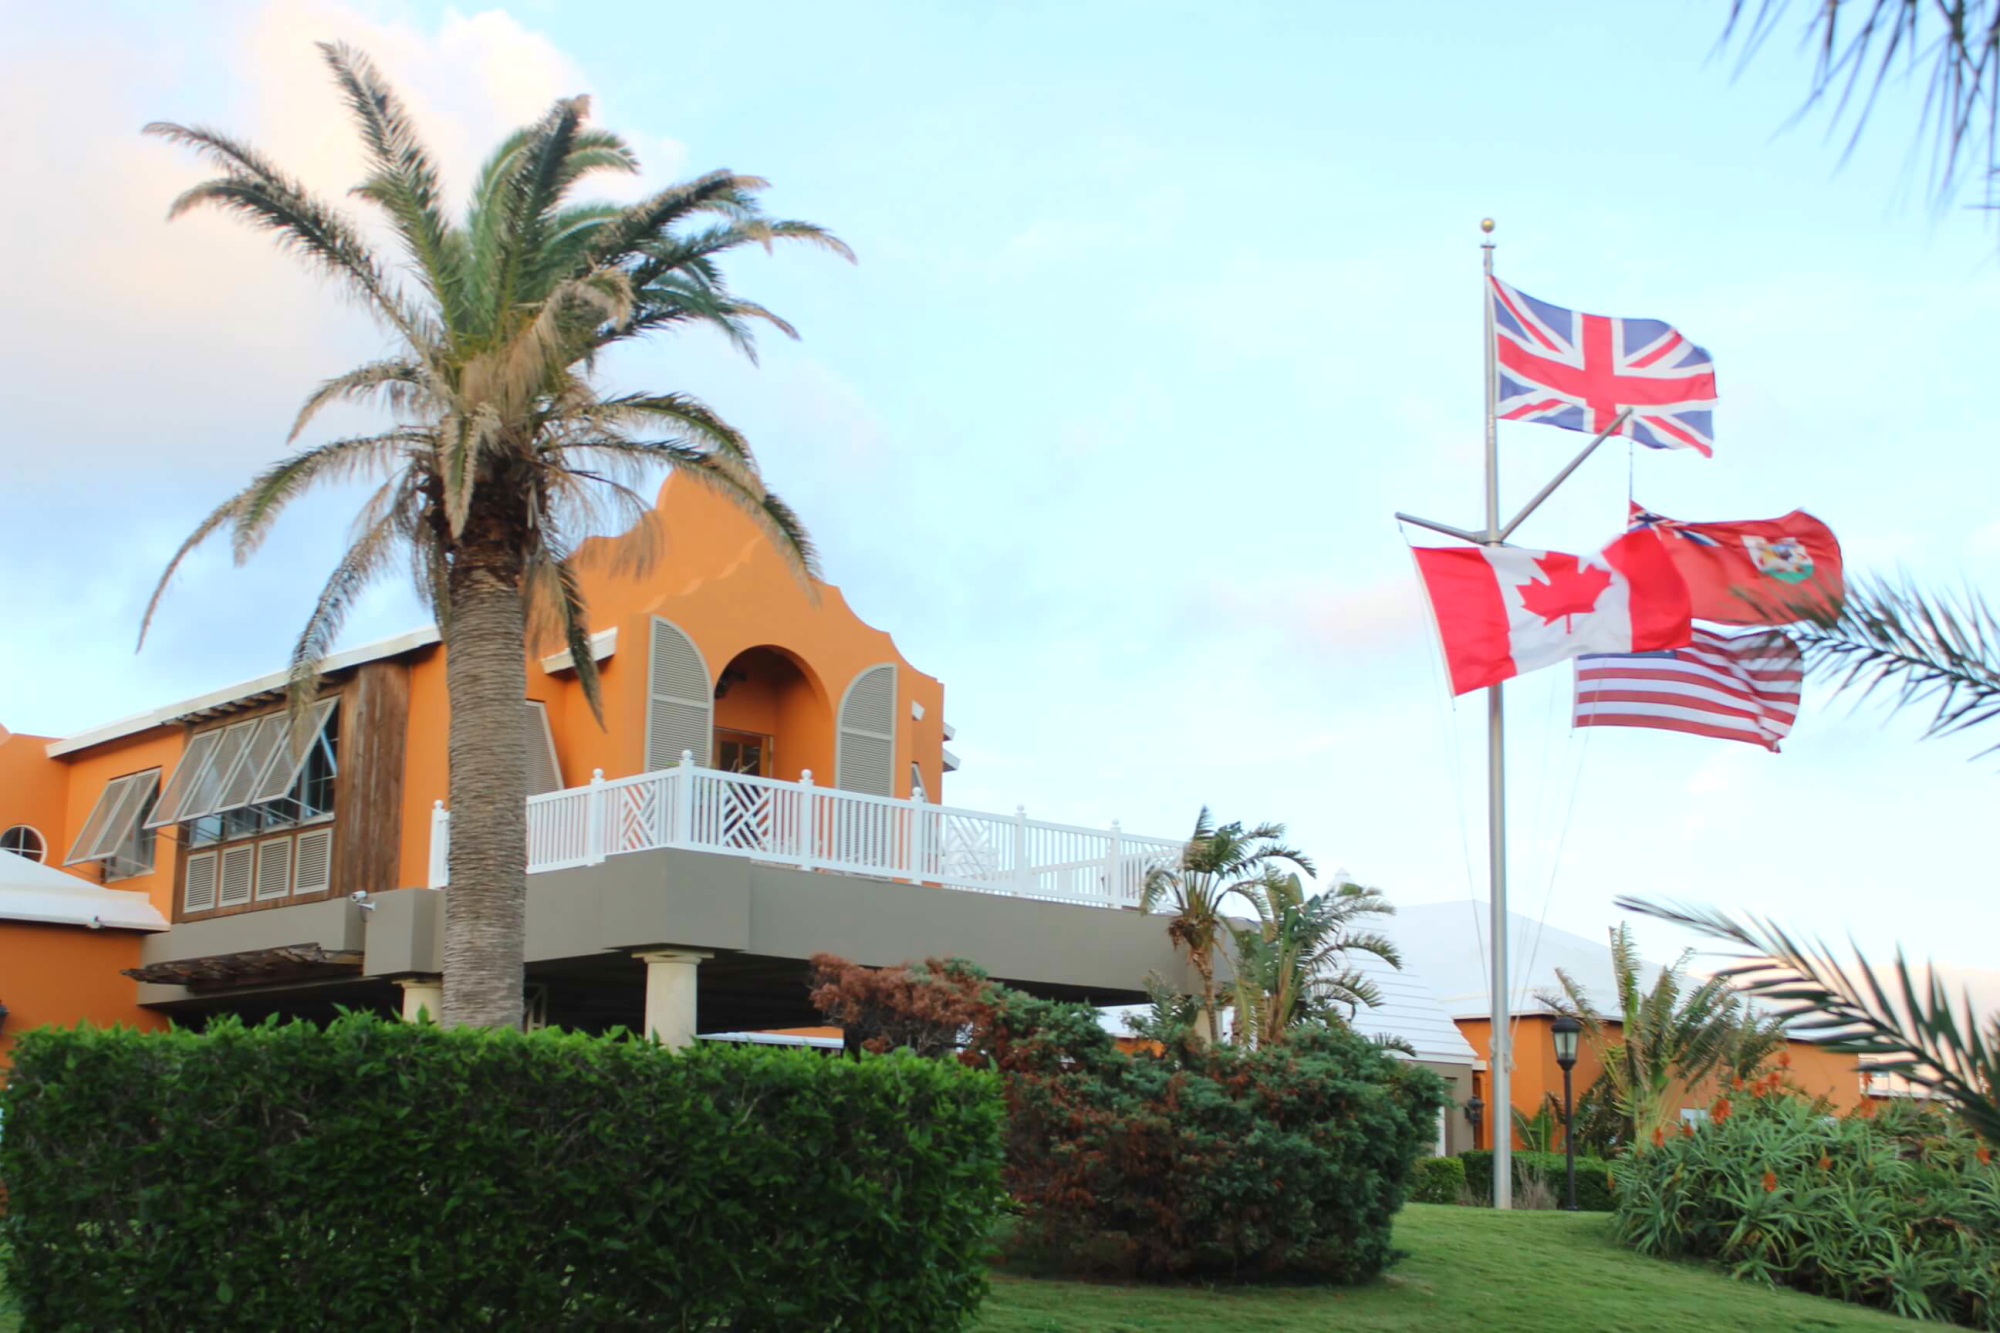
[
  {"xmin": 1223, "ymin": 873, "xmax": 1401, "ymax": 1049},
  {"xmin": 1619, "ymin": 896, "xmax": 2000, "ymax": 1147},
  {"xmin": 138, "ymin": 45, "xmax": 849, "ymax": 1027},
  {"xmin": 1140, "ymin": 809, "xmax": 1314, "ymax": 1045},
  {"xmin": 1541, "ymin": 924, "xmax": 1788, "ymax": 1150}
]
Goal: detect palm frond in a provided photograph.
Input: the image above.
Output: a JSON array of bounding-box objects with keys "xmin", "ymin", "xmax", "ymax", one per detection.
[
  {"xmin": 1617, "ymin": 895, "xmax": 2000, "ymax": 1146},
  {"xmin": 1722, "ymin": 0, "xmax": 2000, "ymax": 201},
  {"xmin": 1782, "ymin": 574, "xmax": 2000, "ymax": 755}
]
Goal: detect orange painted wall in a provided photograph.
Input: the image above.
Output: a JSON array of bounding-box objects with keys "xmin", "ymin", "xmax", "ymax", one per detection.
[
  {"xmin": 1457, "ymin": 1014, "xmax": 1868, "ymax": 1149},
  {"xmin": 0, "ymin": 922, "xmax": 166, "ymax": 1067},
  {"xmin": 393, "ymin": 475, "xmax": 947, "ymax": 888},
  {"xmin": 0, "ymin": 730, "xmax": 69, "ymax": 868}
]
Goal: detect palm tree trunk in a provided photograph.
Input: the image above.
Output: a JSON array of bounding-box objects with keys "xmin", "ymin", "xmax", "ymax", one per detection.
[{"xmin": 440, "ymin": 522, "xmax": 529, "ymax": 1028}]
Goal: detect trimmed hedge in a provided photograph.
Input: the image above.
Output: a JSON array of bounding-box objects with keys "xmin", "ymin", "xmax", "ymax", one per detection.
[
  {"xmin": 1410, "ymin": 1155, "xmax": 1467, "ymax": 1204},
  {"xmin": 1460, "ymin": 1149, "xmax": 1617, "ymax": 1211},
  {"xmin": 0, "ymin": 1015, "xmax": 1004, "ymax": 1331},
  {"xmin": 1615, "ymin": 1092, "xmax": 2000, "ymax": 1328}
]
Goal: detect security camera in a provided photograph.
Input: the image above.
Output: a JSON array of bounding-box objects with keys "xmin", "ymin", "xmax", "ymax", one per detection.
[{"xmin": 350, "ymin": 890, "xmax": 376, "ymax": 916}]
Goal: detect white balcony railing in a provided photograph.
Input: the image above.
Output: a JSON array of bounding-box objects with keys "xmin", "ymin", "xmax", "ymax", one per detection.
[{"xmin": 427, "ymin": 752, "xmax": 1183, "ymax": 911}]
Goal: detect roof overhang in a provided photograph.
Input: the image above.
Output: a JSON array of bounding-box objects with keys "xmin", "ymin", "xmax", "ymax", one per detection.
[
  {"xmin": 0, "ymin": 850, "xmax": 169, "ymax": 931},
  {"xmin": 124, "ymin": 942, "xmax": 364, "ymax": 988},
  {"xmin": 540, "ymin": 627, "xmax": 618, "ymax": 675},
  {"xmin": 46, "ymin": 626, "xmax": 442, "ymax": 757}
]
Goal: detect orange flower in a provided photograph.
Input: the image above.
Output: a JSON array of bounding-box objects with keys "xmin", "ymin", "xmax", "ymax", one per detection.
[
  {"xmin": 1857, "ymin": 1098, "xmax": 1877, "ymax": 1119},
  {"xmin": 1762, "ymin": 1170, "xmax": 1778, "ymax": 1193},
  {"xmin": 1817, "ymin": 1155, "xmax": 1832, "ymax": 1171},
  {"xmin": 1712, "ymin": 1095, "xmax": 1733, "ymax": 1123},
  {"xmin": 1651, "ymin": 1125, "xmax": 1666, "ymax": 1149},
  {"xmin": 1978, "ymin": 1146, "xmax": 1992, "ymax": 1167},
  {"xmin": 1778, "ymin": 1049, "xmax": 1793, "ymax": 1070},
  {"xmin": 1682, "ymin": 1122, "xmax": 1695, "ymax": 1138},
  {"xmin": 1731, "ymin": 1074, "xmax": 1746, "ymax": 1091}
]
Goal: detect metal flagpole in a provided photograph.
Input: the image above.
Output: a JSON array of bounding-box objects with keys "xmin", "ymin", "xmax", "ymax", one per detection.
[{"xmin": 1480, "ymin": 217, "xmax": 1512, "ymax": 1211}]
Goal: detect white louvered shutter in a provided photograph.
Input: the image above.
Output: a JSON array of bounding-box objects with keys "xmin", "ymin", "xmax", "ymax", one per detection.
[
  {"xmin": 523, "ymin": 701, "xmax": 562, "ymax": 795},
  {"xmin": 251, "ymin": 699, "xmax": 339, "ymax": 804},
  {"xmin": 183, "ymin": 850, "xmax": 219, "ymax": 912},
  {"xmin": 836, "ymin": 665, "xmax": 897, "ymax": 796},
  {"xmin": 214, "ymin": 715, "xmax": 291, "ymax": 815},
  {"xmin": 255, "ymin": 836, "xmax": 293, "ymax": 901},
  {"xmin": 217, "ymin": 843, "xmax": 256, "ymax": 908},
  {"xmin": 179, "ymin": 718, "xmax": 258, "ymax": 822},
  {"xmin": 147, "ymin": 730, "xmax": 222, "ymax": 829},
  {"xmin": 294, "ymin": 827, "xmax": 334, "ymax": 896},
  {"xmin": 645, "ymin": 617, "xmax": 712, "ymax": 770}
]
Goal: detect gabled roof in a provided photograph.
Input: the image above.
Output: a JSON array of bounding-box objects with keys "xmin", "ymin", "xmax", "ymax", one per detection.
[
  {"xmin": 0, "ymin": 849, "xmax": 169, "ymax": 931},
  {"xmin": 1341, "ymin": 946, "xmax": 1481, "ymax": 1064},
  {"xmin": 1383, "ymin": 900, "xmax": 1666, "ymax": 1021}
]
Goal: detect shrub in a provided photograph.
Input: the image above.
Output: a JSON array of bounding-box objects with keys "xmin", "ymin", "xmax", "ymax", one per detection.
[
  {"xmin": 0, "ymin": 1015, "xmax": 1004, "ymax": 1332},
  {"xmin": 1459, "ymin": 1149, "xmax": 1618, "ymax": 1211},
  {"xmin": 1615, "ymin": 1090, "xmax": 2000, "ymax": 1328},
  {"xmin": 1410, "ymin": 1155, "xmax": 1467, "ymax": 1204},
  {"xmin": 811, "ymin": 955, "xmax": 1449, "ymax": 1282}
]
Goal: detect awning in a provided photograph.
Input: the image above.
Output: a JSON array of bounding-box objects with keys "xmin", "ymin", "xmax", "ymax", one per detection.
[{"xmin": 123, "ymin": 943, "xmax": 363, "ymax": 988}]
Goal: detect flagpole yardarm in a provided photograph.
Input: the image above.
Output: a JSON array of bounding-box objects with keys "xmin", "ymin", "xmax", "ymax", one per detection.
[{"xmin": 1481, "ymin": 218, "xmax": 1514, "ymax": 1211}]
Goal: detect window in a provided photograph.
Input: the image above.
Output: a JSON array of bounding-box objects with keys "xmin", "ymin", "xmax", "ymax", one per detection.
[
  {"xmin": 1, "ymin": 825, "xmax": 46, "ymax": 863},
  {"xmin": 155, "ymin": 702, "xmax": 340, "ymax": 849},
  {"xmin": 63, "ymin": 769, "xmax": 160, "ymax": 879}
]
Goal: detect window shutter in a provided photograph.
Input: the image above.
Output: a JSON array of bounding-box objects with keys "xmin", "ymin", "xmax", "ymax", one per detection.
[
  {"xmin": 65, "ymin": 770, "xmax": 160, "ymax": 866},
  {"xmin": 255, "ymin": 836, "xmax": 294, "ymax": 901},
  {"xmin": 217, "ymin": 843, "xmax": 255, "ymax": 908},
  {"xmin": 910, "ymin": 761, "xmax": 929, "ymax": 805},
  {"xmin": 147, "ymin": 729, "xmax": 222, "ymax": 829},
  {"xmin": 251, "ymin": 699, "xmax": 339, "ymax": 804},
  {"xmin": 294, "ymin": 827, "xmax": 334, "ymax": 896},
  {"xmin": 836, "ymin": 665, "xmax": 897, "ymax": 796},
  {"xmin": 213, "ymin": 715, "xmax": 291, "ymax": 816},
  {"xmin": 183, "ymin": 850, "xmax": 219, "ymax": 913},
  {"xmin": 179, "ymin": 718, "xmax": 259, "ymax": 823},
  {"xmin": 524, "ymin": 701, "xmax": 562, "ymax": 795},
  {"xmin": 645, "ymin": 617, "xmax": 712, "ymax": 770}
]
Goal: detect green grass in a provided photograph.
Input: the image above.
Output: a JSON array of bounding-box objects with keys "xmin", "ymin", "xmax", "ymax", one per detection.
[{"xmin": 975, "ymin": 1204, "xmax": 1926, "ymax": 1332}]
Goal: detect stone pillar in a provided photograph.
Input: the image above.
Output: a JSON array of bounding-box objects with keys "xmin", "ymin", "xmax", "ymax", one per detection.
[
  {"xmin": 635, "ymin": 951, "xmax": 710, "ymax": 1049},
  {"xmin": 398, "ymin": 975, "xmax": 445, "ymax": 1023}
]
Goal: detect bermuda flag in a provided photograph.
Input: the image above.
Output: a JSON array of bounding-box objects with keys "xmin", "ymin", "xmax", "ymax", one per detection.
[
  {"xmin": 1490, "ymin": 276, "xmax": 1718, "ymax": 456},
  {"xmin": 1412, "ymin": 531, "xmax": 1691, "ymax": 696},
  {"xmin": 1574, "ymin": 628, "xmax": 1803, "ymax": 751},
  {"xmin": 1628, "ymin": 502, "xmax": 1844, "ymax": 624}
]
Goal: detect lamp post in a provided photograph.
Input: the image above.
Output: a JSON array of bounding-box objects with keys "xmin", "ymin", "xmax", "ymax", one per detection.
[{"xmin": 1551, "ymin": 1014, "xmax": 1581, "ymax": 1211}]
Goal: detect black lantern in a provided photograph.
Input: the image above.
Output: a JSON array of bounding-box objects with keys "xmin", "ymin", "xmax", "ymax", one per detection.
[
  {"xmin": 1551, "ymin": 1014, "xmax": 1581, "ymax": 1210},
  {"xmin": 1463, "ymin": 1093, "xmax": 1485, "ymax": 1148}
]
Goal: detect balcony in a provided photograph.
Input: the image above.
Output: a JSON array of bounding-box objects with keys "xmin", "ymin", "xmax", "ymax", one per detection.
[{"xmin": 428, "ymin": 753, "xmax": 1184, "ymax": 910}]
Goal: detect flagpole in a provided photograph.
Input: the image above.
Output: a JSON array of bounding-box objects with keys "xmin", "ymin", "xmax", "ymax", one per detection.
[{"xmin": 1480, "ymin": 217, "xmax": 1512, "ymax": 1211}]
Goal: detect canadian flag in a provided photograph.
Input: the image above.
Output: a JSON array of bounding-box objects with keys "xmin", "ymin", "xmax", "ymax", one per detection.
[{"xmin": 1413, "ymin": 532, "xmax": 1691, "ymax": 695}]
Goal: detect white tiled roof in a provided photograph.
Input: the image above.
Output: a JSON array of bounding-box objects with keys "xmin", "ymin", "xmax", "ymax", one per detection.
[{"xmin": 0, "ymin": 849, "xmax": 168, "ymax": 931}]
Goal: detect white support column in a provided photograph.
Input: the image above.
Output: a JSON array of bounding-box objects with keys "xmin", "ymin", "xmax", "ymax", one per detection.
[
  {"xmin": 398, "ymin": 975, "xmax": 444, "ymax": 1023},
  {"xmin": 635, "ymin": 950, "xmax": 711, "ymax": 1049}
]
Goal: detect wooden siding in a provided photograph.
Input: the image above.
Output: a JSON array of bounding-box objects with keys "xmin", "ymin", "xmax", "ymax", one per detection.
[{"xmin": 333, "ymin": 661, "xmax": 409, "ymax": 898}]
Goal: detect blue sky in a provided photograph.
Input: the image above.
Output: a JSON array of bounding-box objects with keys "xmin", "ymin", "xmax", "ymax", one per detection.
[{"xmin": 4, "ymin": 0, "xmax": 1996, "ymax": 991}]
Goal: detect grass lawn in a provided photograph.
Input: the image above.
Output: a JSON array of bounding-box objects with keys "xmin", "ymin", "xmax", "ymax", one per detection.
[{"xmin": 975, "ymin": 1203, "xmax": 1925, "ymax": 1332}]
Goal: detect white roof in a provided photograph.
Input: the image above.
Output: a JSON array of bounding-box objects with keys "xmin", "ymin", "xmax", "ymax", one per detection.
[
  {"xmin": 45, "ymin": 626, "xmax": 442, "ymax": 757},
  {"xmin": 1382, "ymin": 900, "xmax": 1667, "ymax": 1021},
  {"xmin": 0, "ymin": 849, "xmax": 169, "ymax": 931},
  {"xmin": 1341, "ymin": 945, "xmax": 1480, "ymax": 1064}
]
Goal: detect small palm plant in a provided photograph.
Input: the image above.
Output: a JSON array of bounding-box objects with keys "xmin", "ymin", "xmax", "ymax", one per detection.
[
  {"xmin": 1223, "ymin": 873, "xmax": 1401, "ymax": 1049},
  {"xmin": 1618, "ymin": 896, "xmax": 2000, "ymax": 1147},
  {"xmin": 1541, "ymin": 923, "xmax": 1788, "ymax": 1150},
  {"xmin": 1141, "ymin": 809, "xmax": 1314, "ymax": 1045},
  {"xmin": 140, "ymin": 45, "xmax": 849, "ymax": 1026}
]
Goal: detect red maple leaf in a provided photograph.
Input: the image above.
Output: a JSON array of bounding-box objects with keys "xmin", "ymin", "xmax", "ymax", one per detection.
[{"xmin": 1516, "ymin": 552, "xmax": 1611, "ymax": 632}]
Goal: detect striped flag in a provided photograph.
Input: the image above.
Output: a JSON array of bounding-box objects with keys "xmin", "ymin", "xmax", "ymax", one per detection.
[{"xmin": 1573, "ymin": 628, "xmax": 1801, "ymax": 751}]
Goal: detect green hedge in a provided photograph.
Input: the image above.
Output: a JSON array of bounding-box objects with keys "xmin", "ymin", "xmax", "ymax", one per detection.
[
  {"xmin": 1615, "ymin": 1094, "xmax": 2000, "ymax": 1328},
  {"xmin": 1410, "ymin": 1155, "xmax": 1467, "ymax": 1204},
  {"xmin": 1460, "ymin": 1149, "xmax": 1617, "ymax": 1211},
  {"xmin": 0, "ymin": 1015, "xmax": 1004, "ymax": 1331}
]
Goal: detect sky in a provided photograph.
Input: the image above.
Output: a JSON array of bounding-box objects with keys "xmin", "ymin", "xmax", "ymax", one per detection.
[{"xmin": 3, "ymin": 0, "xmax": 1996, "ymax": 1000}]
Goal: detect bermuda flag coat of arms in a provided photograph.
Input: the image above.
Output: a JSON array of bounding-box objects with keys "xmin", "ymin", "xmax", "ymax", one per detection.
[
  {"xmin": 1413, "ymin": 531, "xmax": 1691, "ymax": 695},
  {"xmin": 1628, "ymin": 502, "xmax": 1844, "ymax": 624},
  {"xmin": 1490, "ymin": 277, "xmax": 1719, "ymax": 456}
]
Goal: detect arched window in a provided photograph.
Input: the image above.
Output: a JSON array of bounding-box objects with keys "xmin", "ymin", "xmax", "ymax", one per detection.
[
  {"xmin": 1, "ymin": 824, "xmax": 46, "ymax": 864},
  {"xmin": 646, "ymin": 616, "xmax": 713, "ymax": 770},
  {"xmin": 836, "ymin": 664, "xmax": 897, "ymax": 796}
]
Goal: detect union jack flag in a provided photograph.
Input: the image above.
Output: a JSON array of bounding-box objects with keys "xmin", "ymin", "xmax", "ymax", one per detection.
[
  {"xmin": 1490, "ymin": 276, "xmax": 1718, "ymax": 456},
  {"xmin": 1627, "ymin": 505, "xmax": 1720, "ymax": 547}
]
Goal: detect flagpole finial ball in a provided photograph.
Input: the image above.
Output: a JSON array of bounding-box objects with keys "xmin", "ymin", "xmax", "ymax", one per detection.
[{"xmin": 1480, "ymin": 217, "xmax": 1495, "ymax": 234}]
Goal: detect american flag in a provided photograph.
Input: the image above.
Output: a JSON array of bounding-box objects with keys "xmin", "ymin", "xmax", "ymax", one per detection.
[
  {"xmin": 1573, "ymin": 628, "xmax": 1801, "ymax": 751},
  {"xmin": 1490, "ymin": 276, "xmax": 1719, "ymax": 456}
]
